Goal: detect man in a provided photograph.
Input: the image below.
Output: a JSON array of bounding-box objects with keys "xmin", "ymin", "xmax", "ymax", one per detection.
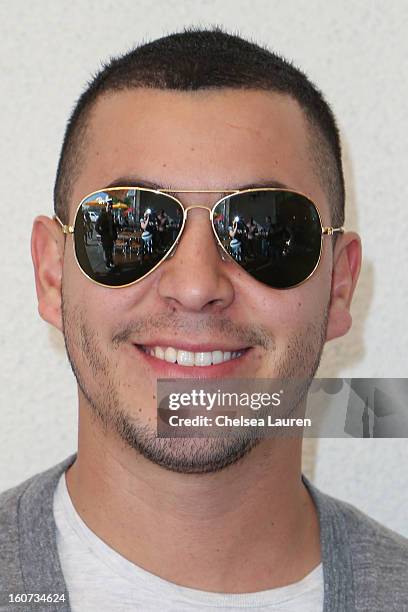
[
  {"xmin": 1, "ymin": 28, "xmax": 407, "ymax": 611},
  {"xmin": 156, "ymin": 208, "xmax": 169, "ymax": 251},
  {"xmin": 95, "ymin": 201, "xmax": 118, "ymax": 268}
]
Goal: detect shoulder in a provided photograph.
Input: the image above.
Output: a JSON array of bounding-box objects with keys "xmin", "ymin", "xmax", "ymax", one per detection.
[
  {"xmin": 305, "ymin": 478, "xmax": 408, "ymax": 609},
  {"xmin": 324, "ymin": 489, "xmax": 408, "ymax": 564},
  {"xmin": 0, "ymin": 476, "xmax": 34, "ymax": 592},
  {"xmin": 0, "ymin": 457, "xmax": 70, "ymax": 514},
  {"xmin": 0, "ymin": 455, "xmax": 76, "ymax": 592},
  {"xmin": 333, "ymin": 494, "xmax": 408, "ymax": 609},
  {"xmin": 0, "ymin": 455, "xmax": 76, "ymax": 523},
  {"xmin": 0, "ymin": 471, "xmax": 47, "ymax": 568}
]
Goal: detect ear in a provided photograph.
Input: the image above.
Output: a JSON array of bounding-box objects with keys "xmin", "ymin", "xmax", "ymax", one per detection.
[
  {"xmin": 326, "ymin": 231, "xmax": 362, "ymax": 342},
  {"xmin": 31, "ymin": 215, "xmax": 65, "ymax": 332}
]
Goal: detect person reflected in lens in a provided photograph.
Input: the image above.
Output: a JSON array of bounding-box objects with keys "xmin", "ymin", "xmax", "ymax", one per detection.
[
  {"xmin": 170, "ymin": 207, "xmax": 183, "ymax": 243},
  {"xmin": 270, "ymin": 219, "xmax": 288, "ymax": 260},
  {"xmin": 140, "ymin": 208, "xmax": 155, "ymax": 255},
  {"xmin": 95, "ymin": 201, "xmax": 118, "ymax": 269},
  {"xmin": 228, "ymin": 215, "xmax": 244, "ymax": 261},
  {"xmin": 83, "ymin": 210, "xmax": 93, "ymax": 245},
  {"xmin": 157, "ymin": 208, "xmax": 169, "ymax": 252},
  {"xmin": 245, "ymin": 216, "xmax": 258, "ymax": 258}
]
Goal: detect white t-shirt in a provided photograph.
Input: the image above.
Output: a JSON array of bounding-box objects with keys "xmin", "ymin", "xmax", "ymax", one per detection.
[{"xmin": 53, "ymin": 473, "xmax": 324, "ymax": 611}]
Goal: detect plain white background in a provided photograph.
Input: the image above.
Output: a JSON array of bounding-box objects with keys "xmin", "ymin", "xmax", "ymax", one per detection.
[{"xmin": 0, "ymin": 0, "xmax": 407, "ymax": 535}]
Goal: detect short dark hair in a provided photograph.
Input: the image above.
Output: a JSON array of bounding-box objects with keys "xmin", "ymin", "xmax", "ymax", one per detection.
[{"xmin": 54, "ymin": 27, "xmax": 345, "ymax": 227}]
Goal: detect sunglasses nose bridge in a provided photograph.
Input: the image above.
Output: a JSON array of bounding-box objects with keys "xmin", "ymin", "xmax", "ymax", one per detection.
[
  {"xmin": 170, "ymin": 203, "xmax": 223, "ymax": 260},
  {"xmin": 183, "ymin": 204, "xmax": 213, "ymax": 218},
  {"xmin": 180, "ymin": 203, "xmax": 219, "ymax": 243}
]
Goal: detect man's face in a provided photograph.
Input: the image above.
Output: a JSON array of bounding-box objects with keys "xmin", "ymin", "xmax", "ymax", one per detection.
[{"xmin": 60, "ymin": 88, "xmax": 334, "ymax": 472}]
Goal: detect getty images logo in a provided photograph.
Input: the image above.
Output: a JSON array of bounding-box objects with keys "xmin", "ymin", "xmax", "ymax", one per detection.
[{"xmin": 168, "ymin": 389, "xmax": 283, "ymax": 412}]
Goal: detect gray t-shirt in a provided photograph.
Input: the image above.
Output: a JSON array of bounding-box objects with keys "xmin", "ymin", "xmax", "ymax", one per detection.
[
  {"xmin": 0, "ymin": 453, "xmax": 408, "ymax": 611},
  {"xmin": 53, "ymin": 471, "xmax": 324, "ymax": 611}
]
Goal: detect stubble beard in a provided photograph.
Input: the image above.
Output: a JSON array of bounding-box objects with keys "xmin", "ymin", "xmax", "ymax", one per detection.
[{"xmin": 61, "ymin": 287, "xmax": 328, "ymax": 474}]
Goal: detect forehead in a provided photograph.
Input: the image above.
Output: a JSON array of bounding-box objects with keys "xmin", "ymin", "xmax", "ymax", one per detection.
[{"xmin": 70, "ymin": 88, "xmax": 327, "ymax": 218}]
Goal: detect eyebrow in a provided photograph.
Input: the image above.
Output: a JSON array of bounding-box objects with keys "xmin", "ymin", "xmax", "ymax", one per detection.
[{"xmin": 105, "ymin": 176, "xmax": 292, "ymax": 196}]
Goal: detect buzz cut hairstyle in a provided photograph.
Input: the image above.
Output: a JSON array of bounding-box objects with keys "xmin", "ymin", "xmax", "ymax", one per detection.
[{"xmin": 54, "ymin": 26, "xmax": 345, "ymax": 229}]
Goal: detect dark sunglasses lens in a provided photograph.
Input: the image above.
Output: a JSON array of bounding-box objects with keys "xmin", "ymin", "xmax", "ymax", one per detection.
[
  {"xmin": 213, "ymin": 190, "xmax": 322, "ymax": 288},
  {"xmin": 74, "ymin": 189, "xmax": 183, "ymax": 287}
]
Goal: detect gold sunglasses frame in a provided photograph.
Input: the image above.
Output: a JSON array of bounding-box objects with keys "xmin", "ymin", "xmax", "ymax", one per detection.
[{"xmin": 54, "ymin": 186, "xmax": 344, "ymax": 290}]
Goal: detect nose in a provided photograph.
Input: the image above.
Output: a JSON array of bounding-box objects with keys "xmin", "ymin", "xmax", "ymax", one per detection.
[{"xmin": 157, "ymin": 207, "xmax": 234, "ymax": 313}]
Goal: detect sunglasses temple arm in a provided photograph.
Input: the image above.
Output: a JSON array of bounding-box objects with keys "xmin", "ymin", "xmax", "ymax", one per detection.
[
  {"xmin": 322, "ymin": 226, "xmax": 344, "ymax": 236},
  {"xmin": 53, "ymin": 215, "xmax": 74, "ymax": 234}
]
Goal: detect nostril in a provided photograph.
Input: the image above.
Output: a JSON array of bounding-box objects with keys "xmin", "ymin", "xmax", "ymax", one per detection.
[{"xmin": 208, "ymin": 298, "xmax": 223, "ymax": 307}]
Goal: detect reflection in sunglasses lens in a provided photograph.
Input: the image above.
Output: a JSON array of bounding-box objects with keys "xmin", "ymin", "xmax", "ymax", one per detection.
[
  {"xmin": 213, "ymin": 190, "xmax": 322, "ymax": 288},
  {"xmin": 74, "ymin": 189, "xmax": 183, "ymax": 287}
]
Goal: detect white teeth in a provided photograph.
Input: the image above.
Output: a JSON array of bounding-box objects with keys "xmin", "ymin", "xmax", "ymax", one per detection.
[
  {"xmin": 177, "ymin": 350, "xmax": 195, "ymax": 366},
  {"xmin": 212, "ymin": 350, "xmax": 224, "ymax": 364},
  {"xmin": 164, "ymin": 347, "xmax": 177, "ymax": 363},
  {"xmin": 195, "ymin": 352, "xmax": 212, "ymax": 367},
  {"xmin": 143, "ymin": 345, "xmax": 244, "ymax": 366},
  {"xmin": 155, "ymin": 346, "xmax": 165, "ymax": 359}
]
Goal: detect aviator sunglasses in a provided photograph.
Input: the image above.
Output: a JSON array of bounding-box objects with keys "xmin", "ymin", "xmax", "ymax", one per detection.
[{"xmin": 54, "ymin": 187, "xmax": 344, "ymax": 290}]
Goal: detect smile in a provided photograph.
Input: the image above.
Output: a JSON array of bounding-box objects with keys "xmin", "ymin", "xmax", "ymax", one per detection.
[{"xmin": 139, "ymin": 345, "xmax": 246, "ymax": 367}]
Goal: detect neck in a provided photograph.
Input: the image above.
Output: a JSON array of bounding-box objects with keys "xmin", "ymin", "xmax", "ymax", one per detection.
[{"xmin": 65, "ymin": 403, "xmax": 321, "ymax": 593}]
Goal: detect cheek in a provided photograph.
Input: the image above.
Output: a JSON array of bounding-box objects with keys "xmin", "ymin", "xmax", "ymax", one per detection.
[
  {"xmin": 245, "ymin": 276, "xmax": 330, "ymax": 377},
  {"xmin": 62, "ymin": 239, "xmax": 153, "ymax": 331},
  {"xmin": 242, "ymin": 282, "xmax": 324, "ymax": 330}
]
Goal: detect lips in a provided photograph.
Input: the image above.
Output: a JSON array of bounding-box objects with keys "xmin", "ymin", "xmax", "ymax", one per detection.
[
  {"xmin": 132, "ymin": 342, "xmax": 253, "ymax": 379},
  {"xmin": 139, "ymin": 345, "xmax": 245, "ymax": 367}
]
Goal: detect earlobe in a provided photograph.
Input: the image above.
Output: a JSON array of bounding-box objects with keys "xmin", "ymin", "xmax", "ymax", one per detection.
[
  {"xmin": 326, "ymin": 231, "xmax": 362, "ymax": 342},
  {"xmin": 31, "ymin": 215, "xmax": 65, "ymax": 332}
]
